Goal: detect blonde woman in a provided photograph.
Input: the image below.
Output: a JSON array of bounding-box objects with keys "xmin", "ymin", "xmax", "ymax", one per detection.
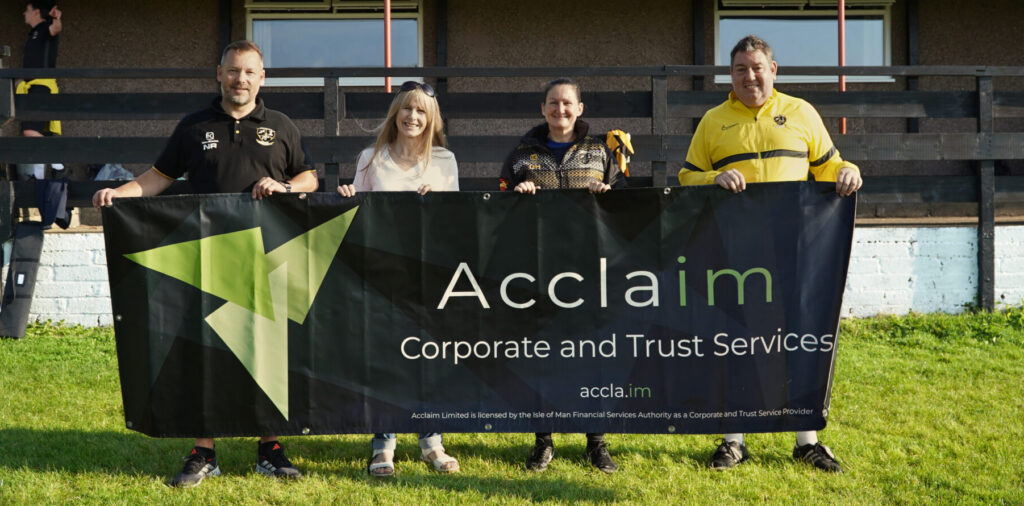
[
  {"xmin": 338, "ymin": 81, "xmax": 457, "ymax": 197},
  {"xmin": 337, "ymin": 81, "xmax": 459, "ymax": 477}
]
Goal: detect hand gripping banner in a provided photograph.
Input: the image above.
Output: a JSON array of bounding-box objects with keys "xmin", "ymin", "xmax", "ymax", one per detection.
[{"xmin": 102, "ymin": 182, "xmax": 855, "ymax": 437}]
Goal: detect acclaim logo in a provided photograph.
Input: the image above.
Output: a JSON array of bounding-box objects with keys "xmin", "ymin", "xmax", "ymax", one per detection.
[{"xmin": 435, "ymin": 256, "xmax": 775, "ymax": 310}]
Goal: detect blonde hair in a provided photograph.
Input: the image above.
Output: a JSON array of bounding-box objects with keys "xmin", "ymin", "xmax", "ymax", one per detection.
[{"xmin": 360, "ymin": 88, "xmax": 447, "ymax": 174}]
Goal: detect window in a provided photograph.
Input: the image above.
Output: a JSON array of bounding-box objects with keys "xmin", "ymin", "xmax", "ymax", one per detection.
[
  {"xmin": 715, "ymin": 0, "xmax": 892, "ymax": 83},
  {"xmin": 246, "ymin": 1, "xmax": 422, "ymax": 87}
]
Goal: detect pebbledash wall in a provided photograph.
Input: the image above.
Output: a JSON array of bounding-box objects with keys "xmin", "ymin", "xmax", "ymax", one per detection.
[{"xmin": 4, "ymin": 226, "xmax": 1024, "ymax": 328}]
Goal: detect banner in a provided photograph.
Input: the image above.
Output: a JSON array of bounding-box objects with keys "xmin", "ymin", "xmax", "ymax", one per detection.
[{"xmin": 102, "ymin": 182, "xmax": 855, "ymax": 437}]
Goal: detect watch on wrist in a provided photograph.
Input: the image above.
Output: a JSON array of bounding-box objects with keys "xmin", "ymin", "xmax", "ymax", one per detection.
[{"xmin": 283, "ymin": 181, "xmax": 292, "ymax": 193}]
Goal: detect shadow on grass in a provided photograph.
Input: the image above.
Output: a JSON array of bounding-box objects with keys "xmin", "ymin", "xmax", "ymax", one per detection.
[
  {"xmin": 0, "ymin": 428, "xmax": 196, "ymax": 478},
  {"xmin": 0, "ymin": 429, "xmax": 621, "ymax": 502},
  {"xmin": 443, "ymin": 433, "xmax": 718, "ymax": 468},
  {"xmin": 297, "ymin": 432, "xmax": 718, "ymax": 471},
  {"xmin": 360, "ymin": 473, "xmax": 619, "ymax": 503},
  {"xmin": 295, "ymin": 436, "xmax": 622, "ymax": 502}
]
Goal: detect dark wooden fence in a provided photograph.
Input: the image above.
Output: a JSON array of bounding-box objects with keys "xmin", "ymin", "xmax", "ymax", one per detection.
[{"xmin": 1, "ymin": 65, "xmax": 1023, "ymax": 309}]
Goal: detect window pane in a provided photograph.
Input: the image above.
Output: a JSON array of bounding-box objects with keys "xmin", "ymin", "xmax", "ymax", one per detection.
[
  {"xmin": 719, "ymin": 17, "xmax": 884, "ymax": 66},
  {"xmin": 254, "ymin": 18, "xmax": 418, "ymax": 68}
]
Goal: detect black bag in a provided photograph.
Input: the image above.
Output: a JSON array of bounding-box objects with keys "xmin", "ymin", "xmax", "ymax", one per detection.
[{"xmin": 0, "ymin": 222, "xmax": 45, "ymax": 338}]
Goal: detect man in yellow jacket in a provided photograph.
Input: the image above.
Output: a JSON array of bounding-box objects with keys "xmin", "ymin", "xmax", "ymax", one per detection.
[
  {"xmin": 678, "ymin": 34, "xmax": 861, "ymax": 472},
  {"xmin": 679, "ymin": 35, "xmax": 861, "ymax": 197}
]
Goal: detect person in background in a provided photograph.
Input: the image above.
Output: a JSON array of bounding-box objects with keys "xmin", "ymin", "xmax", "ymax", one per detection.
[{"xmin": 17, "ymin": 1, "xmax": 64, "ymax": 179}]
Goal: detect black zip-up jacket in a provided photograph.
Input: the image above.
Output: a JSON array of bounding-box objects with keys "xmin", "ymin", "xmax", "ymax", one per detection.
[{"xmin": 499, "ymin": 120, "xmax": 625, "ymax": 191}]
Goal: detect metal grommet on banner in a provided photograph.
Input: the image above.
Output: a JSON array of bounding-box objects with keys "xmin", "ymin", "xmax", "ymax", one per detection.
[
  {"xmin": 126, "ymin": 421, "xmax": 133, "ymax": 428},
  {"xmin": 302, "ymin": 427, "xmax": 310, "ymax": 435},
  {"xmin": 667, "ymin": 425, "xmax": 676, "ymax": 433},
  {"xmin": 822, "ymin": 408, "xmax": 829, "ymax": 417},
  {"xmin": 663, "ymin": 187, "xmax": 672, "ymax": 195},
  {"xmin": 115, "ymin": 315, "xmax": 122, "ymax": 322},
  {"xmin": 484, "ymin": 423, "xmax": 493, "ymax": 431},
  {"xmin": 298, "ymin": 192, "xmax": 307, "ymax": 200},
  {"xmin": 482, "ymin": 193, "xmax": 491, "ymax": 201}
]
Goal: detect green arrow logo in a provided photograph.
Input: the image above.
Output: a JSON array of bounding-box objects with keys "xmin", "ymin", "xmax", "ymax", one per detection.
[{"xmin": 124, "ymin": 207, "xmax": 359, "ymax": 420}]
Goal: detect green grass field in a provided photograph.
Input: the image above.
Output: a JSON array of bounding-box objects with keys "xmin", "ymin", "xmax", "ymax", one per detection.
[{"xmin": 1, "ymin": 313, "xmax": 1022, "ymax": 505}]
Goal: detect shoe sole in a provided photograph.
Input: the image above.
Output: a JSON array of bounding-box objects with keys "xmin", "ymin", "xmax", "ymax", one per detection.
[
  {"xmin": 368, "ymin": 460, "xmax": 395, "ymax": 477},
  {"xmin": 171, "ymin": 467, "xmax": 221, "ymax": 488},
  {"xmin": 798, "ymin": 461, "xmax": 843, "ymax": 473},
  {"xmin": 255, "ymin": 464, "xmax": 302, "ymax": 479},
  {"xmin": 526, "ymin": 459, "xmax": 552, "ymax": 472},
  {"xmin": 586, "ymin": 449, "xmax": 616, "ymax": 474},
  {"xmin": 709, "ymin": 457, "xmax": 747, "ymax": 470}
]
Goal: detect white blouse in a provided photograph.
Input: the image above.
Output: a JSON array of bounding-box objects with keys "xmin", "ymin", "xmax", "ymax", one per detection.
[{"xmin": 352, "ymin": 145, "xmax": 459, "ymax": 192}]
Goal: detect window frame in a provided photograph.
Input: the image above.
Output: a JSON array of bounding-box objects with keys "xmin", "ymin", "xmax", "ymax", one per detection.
[
  {"xmin": 245, "ymin": 9, "xmax": 423, "ymax": 87},
  {"xmin": 244, "ymin": 0, "xmax": 332, "ymax": 10},
  {"xmin": 714, "ymin": 3, "xmax": 894, "ymax": 84}
]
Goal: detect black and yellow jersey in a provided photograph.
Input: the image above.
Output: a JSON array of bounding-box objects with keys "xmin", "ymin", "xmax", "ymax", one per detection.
[
  {"xmin": 500, "ymin": 121, "xmax": 625, "ymax": 191},
  {"xmin": 679, "ymin": 89, "xmax": 858, "ymax": 185}
]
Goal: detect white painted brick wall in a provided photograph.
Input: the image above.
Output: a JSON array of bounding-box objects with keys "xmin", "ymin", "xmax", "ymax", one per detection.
[
  {"xmin": 994, "ymin": 226, "xmax": 1024, "ymax": 307},
  {"xmin": 4, "ymin": 226, "xmax": 1024, "ymax": 327},
  {"xmin": 1, "ymin": 232, "xmax": 112, "ymax": 327},
  {"xmin": 840, "ymin": 227, "xmax": 980, "ymax": 317}
]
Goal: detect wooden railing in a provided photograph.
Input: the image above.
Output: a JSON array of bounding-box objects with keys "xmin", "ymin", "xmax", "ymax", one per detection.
[{"xmin": 1, "ymin": 65, "xmax": 1023, "ymax": 309}]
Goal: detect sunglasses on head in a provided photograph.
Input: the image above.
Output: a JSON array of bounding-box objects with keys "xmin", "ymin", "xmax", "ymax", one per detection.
[{"xmin": 399, "ymin": 80, "xmax": 435, "ymax": 97}]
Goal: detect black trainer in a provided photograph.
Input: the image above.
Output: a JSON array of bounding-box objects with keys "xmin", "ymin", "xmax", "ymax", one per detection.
[
  {"xmin": 709, "ymin": 439, "xmax": 749, "ymax": 470},
  {"xmin": 585, "ymin": 442, "xmax": 618, "ymax": 474},
  {"xmin": 171, "ymin": 446, "xmax": 221, "ymax": 488},
  {"xmin": 256, "ymin": 441, "xmax": 302, "ymax": 479},
  {"xmin": 525, "ymin": 440, "xmax": 554, "ymax": 472},
  {"xmin": 793, "ymin": 442, "xmax": 842, "ymax": 472}
]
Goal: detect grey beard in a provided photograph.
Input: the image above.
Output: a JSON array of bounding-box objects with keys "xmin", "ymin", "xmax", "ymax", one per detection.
[{"xmin": 224, "ymin": 92, "xmax": 249, "ymax": 106}]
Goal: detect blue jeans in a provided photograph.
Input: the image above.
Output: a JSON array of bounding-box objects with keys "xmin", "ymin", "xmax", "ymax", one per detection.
[{"xmin": 372, "ymin": 433, "xmax": 442, "ymax": 451}]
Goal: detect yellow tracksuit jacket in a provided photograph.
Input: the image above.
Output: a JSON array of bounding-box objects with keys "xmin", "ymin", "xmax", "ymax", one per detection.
[{"xmin": 678, "ymin": 89, "xmax": 857, "ymax": 185}]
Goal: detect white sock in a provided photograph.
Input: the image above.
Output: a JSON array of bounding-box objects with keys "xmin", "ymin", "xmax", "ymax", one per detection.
[
  {"xmin": 723, "ymin": 433, "xmax": 744, "ymax": 444},
  {"xmin": 51, "ymin": 163, "xmax": 64, "ymax": 171},
  {"xmin": 795, "ymin": 431, "xmax": 818, "ymax": 447}
]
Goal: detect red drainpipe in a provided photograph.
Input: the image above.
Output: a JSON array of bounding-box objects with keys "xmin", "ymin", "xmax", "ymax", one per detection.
[
  {"xmin": 839, "ymin": 0, "xmax": 847, "ymax": 134},
  {"xmin": 385, "ymin": 0, "xmax": 392, "ymax": 92}
]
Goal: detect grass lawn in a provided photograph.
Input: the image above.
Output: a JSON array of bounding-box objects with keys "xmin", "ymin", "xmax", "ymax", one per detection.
[{"xmin": 1, "ymin": 313, "xmax": 1022, "ymax": 505}]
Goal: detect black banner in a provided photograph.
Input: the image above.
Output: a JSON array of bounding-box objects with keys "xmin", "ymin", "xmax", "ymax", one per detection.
[{"xmin": 102, "ymin": 182, "xmax": 854, "ymax": 437}]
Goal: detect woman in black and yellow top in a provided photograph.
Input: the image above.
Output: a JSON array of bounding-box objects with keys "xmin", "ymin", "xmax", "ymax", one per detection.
[
  {"xmin": 500, "ymin": 78, "xmax": 624, "ymax": 474},
  {"xmin": 500, "ymin": 78, "xmax": 625, "ymax": 195}
]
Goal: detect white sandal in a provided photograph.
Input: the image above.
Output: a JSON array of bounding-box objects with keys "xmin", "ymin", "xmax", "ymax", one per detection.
[
  {"xmin": 367, "ymin": 449, "xmax": 395, "ymax": 477},
  {"xmin": 421, "ymin": 446, "xmax": 460, "ymax": 473}
]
